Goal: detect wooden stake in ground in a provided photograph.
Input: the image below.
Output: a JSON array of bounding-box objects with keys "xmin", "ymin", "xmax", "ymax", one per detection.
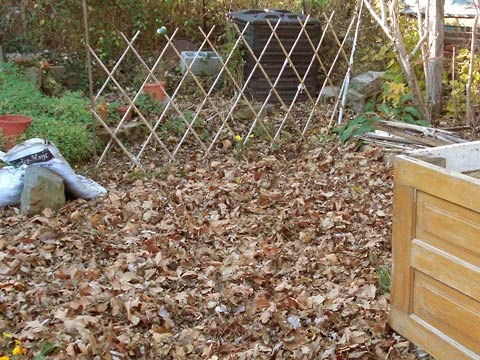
[
  {"xmin": 338, "ymin": 2, "xmax": 364, "ymax": 125},
  {"xmin": 82, "ymin": 0, "xmax": 97, "ymax": 161}
]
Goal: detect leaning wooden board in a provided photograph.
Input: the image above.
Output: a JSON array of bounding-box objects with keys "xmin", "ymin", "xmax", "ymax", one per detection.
[{"xmin": 390, "ymin": 141, "xmax": 480, "ymax": 360}]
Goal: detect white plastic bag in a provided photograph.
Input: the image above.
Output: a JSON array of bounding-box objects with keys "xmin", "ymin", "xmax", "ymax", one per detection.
[
  {"xmin": 0, "ymin": 166, "xmax": 26, "ymax": 207},
  {"xmin": 2, "ymin": 138, "xmax": 107, "ymax": 200},
  {"xmin": 33, "ymin": 158, "xmax": 107, "ymax": 199}
]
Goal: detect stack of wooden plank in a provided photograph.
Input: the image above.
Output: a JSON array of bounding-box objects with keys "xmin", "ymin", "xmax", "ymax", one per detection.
[{"xmin": 360, "ymin": 120, "xmax": 467, "ymax": 151}]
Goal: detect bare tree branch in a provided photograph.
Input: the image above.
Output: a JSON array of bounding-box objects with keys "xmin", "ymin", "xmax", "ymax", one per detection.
[
  {"xmin": 415, "ymin": 0, "xmax": 429, "ymax": 101},
  {"xmin": 409, "ymin": 32, "xmax": 429, "ymax": 60},
  {"xmin": 362, "ymin": 0, "xmax": 394, "ymax": 41},
  {"xmin": 380, "ymin": 0, "xmax": 387, "ymax": 24}
]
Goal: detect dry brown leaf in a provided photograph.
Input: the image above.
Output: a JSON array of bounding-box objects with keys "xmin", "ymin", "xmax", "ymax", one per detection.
[{"xmin": 354, "ymin": 284, "xmax": 377, "ymax": 299}]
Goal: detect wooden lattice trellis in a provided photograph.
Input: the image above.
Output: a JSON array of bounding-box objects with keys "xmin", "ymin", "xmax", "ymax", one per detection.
[{"xmin": 85, "ymin": 10, "xmax": 360, "ymax": 169}]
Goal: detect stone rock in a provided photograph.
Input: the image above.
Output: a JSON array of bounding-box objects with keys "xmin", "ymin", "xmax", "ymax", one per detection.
[
  {"xmin": 48, "ymin": 65, "xmax": 65, "ymax": 82},
  {"xmin": 23, "ymin": 67, "xmax": 41, "ymax": 89},
  {"xmin": 235, "ymin": 103, "xmax": 268, "ymax": 121},
  {"xmin": 350, "ymin": 71, "xmax": 385, "ymax": 95},
  {"xmin": 347, "ymin": 89, "xmax": 370, "ymax": 113},
  {"xmin": 382, "ymin": 153, "xmax": 397, "ymax": 167},
  {"xmin": 317, "ymin": 71, "xmax": 384, "ymax": 113},
  {"xmin": 347, "ymin": 88, "xmax": 367, "ymax": 102},
  {"xmin": 320, "ymin": 86, "xmax": 340, "ymax": 100},
  {"xmin": 21, "ymin": 167, "xmax": 65, "ymax": 215}
]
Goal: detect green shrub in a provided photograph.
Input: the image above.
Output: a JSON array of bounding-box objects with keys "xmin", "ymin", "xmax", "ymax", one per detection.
[
  {"xmin": 0, "ymin": 65, "xmax": 44, "ymax": 115},
  {"xmin": 1, "ymin": 0, "xmax": 342, "ymax": 67},
  {"xmin": 0, "ymin": 63, "xmax": 93, "ymax": 164},
  {"xmin": 334, "ymin": 97, "xmax": 428, "ymax": 143},
  {"xmin": 445, "ymin": 49, "xmax": 480, "ymax": 119},
  {"xmin": 47, "ymin": 92, "xmax": 91, "ymax": 124},
  {"xmin": 27, "ymin": 115, "xmax": 93, "ymax": 164},
  {"xmin": 136, "ymin": 93, "xmax": 163, "ymax": 117}
]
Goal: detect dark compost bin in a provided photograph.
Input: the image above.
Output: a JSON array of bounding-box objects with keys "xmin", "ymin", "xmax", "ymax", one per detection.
[{"xmin": 228, "ymin": 9, "xmax": 321, "ymax": 104}]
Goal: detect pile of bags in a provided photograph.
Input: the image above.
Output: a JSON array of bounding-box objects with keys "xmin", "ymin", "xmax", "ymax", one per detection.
[{"xmin": 0, "ymin": 139, "xmax": 107, "ymax": 208}]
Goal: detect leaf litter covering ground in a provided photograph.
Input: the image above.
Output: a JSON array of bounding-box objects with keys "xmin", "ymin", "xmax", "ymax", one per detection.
[{"xmin": 0, "ymin": 140, "xmax": 421, "ymax": 359}]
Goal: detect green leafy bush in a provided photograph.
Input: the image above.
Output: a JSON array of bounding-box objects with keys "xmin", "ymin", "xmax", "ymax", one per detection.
[
  {"xmin": 0, "ymin": 63, "xmax": 93, "ymax": 164},
  {"xmin": 1, "ymin": 0, "xmax": 343, "ymax": 65},
  {"xmin": 27, "ymin": 115, "xmax": 93, "ymax": 164},
  {"xmin": 136, "ymin": 93, "xmax": 163, "ymax": 117},
  {"xmin": 334, "ymin": 97, "xmax": 428, "ymax": 143},
  {"xmin": 0, "ymin": 65, "xmax": 44, "ymax": 114},
  {"xmin": 445, "ymin": 49, "xmax": 480, "ymax": 119}
]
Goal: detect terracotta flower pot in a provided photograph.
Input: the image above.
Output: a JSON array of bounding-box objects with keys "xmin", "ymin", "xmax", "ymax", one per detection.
[
  {"xmin": 143, "ymin": 81, "xmax": 167, "ymax": 102},
  {"xmin": 0, "ymin": 114, "xmax": 32, "ymax": 150},
  {"xmin": 117, "ymin": 105, "xmax": 133, "ymax": 122}
]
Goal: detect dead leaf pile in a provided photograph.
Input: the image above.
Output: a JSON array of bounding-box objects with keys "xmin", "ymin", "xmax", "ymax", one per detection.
[{"xmin": 0, "ymin": 140, "xmax": 421, "ymax": 359}]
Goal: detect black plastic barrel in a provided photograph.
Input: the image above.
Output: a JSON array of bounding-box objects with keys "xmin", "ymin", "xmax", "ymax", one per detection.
[{"xmin": 228, "ymin": 9, "xmax": 321, "ymax": 104}]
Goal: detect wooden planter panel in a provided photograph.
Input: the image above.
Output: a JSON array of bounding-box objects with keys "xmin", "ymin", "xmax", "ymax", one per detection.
[{"xmin": 390, "ymin": 142, "xmax": 480, "ymax": 360}]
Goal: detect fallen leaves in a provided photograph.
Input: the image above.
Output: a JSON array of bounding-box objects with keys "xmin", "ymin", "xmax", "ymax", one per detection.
[
  {"xmin": 0, "ymin": 139, "xmax": 419, "ymax": 359},
  {"xmin": 354, "ymin": 284, "xmax": 378, "ymax": 300}
]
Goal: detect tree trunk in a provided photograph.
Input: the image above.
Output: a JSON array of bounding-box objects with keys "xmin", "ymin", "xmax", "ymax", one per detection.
[
  {"xmin": 466, "ymin": 12, "xmax": 478, "ymax": 128},
  {"xmin": 390, "ymin": 4, "xmax": 429, "ymax": 121},
  {"xmin": 427, "ymin": 0, "xmax": 444, "ymax": 120},
  {"xmin": 395, "ymin": 37, "xmax": 429, "ymax": 121}
]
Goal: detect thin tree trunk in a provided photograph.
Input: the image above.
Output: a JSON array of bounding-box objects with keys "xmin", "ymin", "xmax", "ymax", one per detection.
[
  {"xmin": 427, "ymin": 0, "xmax": 444, "ymax": 120},
  {"xmin": 416, "ymin": 0, "xmax": 429, "ymax": 112},
  {"xmin": 395, "ymin": 37, "xmax": 429, "ymax": 120},
  {"xmin": 390, "ymin": 2, "xmax": 429, "ymax": 121},
  {"xmin": 466, "ymin": 12, "xmax": 479, "ymax": 127}
]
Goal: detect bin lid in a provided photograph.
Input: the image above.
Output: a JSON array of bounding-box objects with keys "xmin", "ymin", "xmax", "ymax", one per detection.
[{"xmin": 228, "ymin": 9, "xmax": 319, "ymax": 24}]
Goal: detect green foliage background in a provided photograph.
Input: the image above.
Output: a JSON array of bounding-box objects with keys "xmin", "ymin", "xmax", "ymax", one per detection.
[
  {"xmin": 1, "ymin": 0, "xmax": 355, "ymax": 62},
  {"xmin": 446, "ymin": 48, "xmax": 480, "ymax": 120}
]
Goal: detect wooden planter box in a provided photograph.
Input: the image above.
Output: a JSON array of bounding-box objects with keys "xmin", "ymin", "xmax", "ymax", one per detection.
[{"xmin": 390, "ymin": 141, "xmax": 480, "ymax": 360}]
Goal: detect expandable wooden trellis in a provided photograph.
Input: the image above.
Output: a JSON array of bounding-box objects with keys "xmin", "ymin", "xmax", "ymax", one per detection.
[{"xmin": 85, "ymin": 10, "xmax": 360, "ymax": 169}]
